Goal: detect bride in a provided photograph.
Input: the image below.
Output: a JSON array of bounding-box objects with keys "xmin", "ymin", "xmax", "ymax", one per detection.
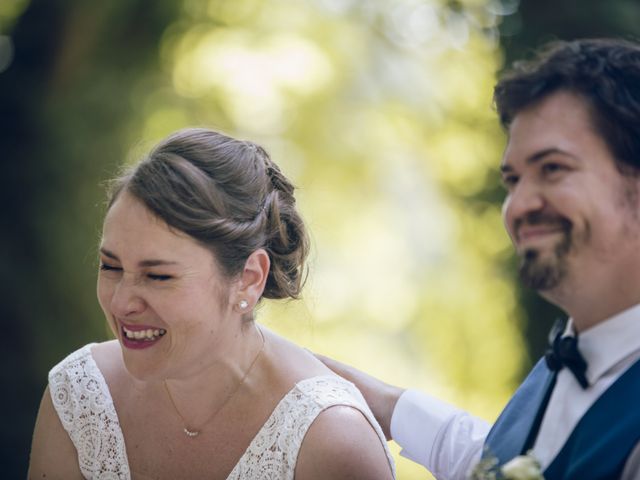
[{"xmin": 28, "ymin": 128, "xmax": 395, "ymax": 479}]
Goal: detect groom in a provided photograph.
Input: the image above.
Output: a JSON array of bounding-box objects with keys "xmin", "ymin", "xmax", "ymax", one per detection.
[{"xmin": 320, "ymin": 38, "xmax": 640, "ymax": 479}]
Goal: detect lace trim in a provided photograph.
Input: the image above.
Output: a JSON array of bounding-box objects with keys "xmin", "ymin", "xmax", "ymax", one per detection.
[
  {"xmin": 227, "ymin": 375, "xmax": 396, "ymax": 479},
  {"xmin": 49, "ymin": 345, "xmax": 394, "ymax": 479},
  {"xmin": 49, "ymin": 344, "xmax": 131, "ymax": 480}
]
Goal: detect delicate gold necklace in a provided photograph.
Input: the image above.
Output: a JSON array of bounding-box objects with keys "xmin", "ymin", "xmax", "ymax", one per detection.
[{"xmin": 163, "ymin": 327, "xmax": 265, "ymax": 438}]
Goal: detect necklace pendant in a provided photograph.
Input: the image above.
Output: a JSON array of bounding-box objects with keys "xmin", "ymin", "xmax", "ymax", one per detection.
[{"xmin": 183, "ymin": 427, "xmax": 200, "ymax": 438}]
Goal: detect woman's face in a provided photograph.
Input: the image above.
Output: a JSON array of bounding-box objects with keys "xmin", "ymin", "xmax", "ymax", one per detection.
[{"xmin": 97, "ymin": 191, "xmax": 237, "ymax": 380}]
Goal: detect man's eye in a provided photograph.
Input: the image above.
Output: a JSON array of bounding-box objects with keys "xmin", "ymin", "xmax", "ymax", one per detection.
[
  {"xmin": 502, "ymin": 175, "xmax": 519, "ymax": 188},
  {"xmin": 147, "ymin": 274, "xmax": 172, "ymax": 281},
  {"xmin": 542, "ymin": 163, "xmax": 565, "ymax": 175},
  {"xmin": 100, "ymin": 263, "xmax": 122, "ymax": 272}
]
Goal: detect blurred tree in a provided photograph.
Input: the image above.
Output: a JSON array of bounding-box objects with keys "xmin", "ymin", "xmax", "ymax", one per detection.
[
  {"xmin": 0, "ymin": 0, "xmax": 179, "ymax": 476},
  {"xmin": 111, "ymin": 2, "xmax": 522, "ymax": 477}
]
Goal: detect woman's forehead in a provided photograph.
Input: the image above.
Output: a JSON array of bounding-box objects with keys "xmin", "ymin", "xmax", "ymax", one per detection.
[{"xmin": 101, "ymin": 192, "xmax": 209, "ymax": 263}]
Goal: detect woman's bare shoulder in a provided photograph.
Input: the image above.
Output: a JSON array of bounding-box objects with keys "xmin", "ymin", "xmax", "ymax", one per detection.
[
  {"xmin": 260, "ymin": 328, "xmax": 334, "ymax": 384},
  {"xmin": 28, "ymin": 386, "xmax": 84, "ymax": 479},
  {"xmin": 90, "ymin": 339, "xmax": 121, "ymax": 362},
  {"xmin": 295, "ymin": 405, "xmax": 394, "ymax": 480},
  {"xmin": 90, "ymin": 339, "xmax": 126, "ymax": 381}
]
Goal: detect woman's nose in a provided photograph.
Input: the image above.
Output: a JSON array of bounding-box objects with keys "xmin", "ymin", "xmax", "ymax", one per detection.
[{"xmin": 110, "ymin": 275, "xmax": 146, "ymax": 317}]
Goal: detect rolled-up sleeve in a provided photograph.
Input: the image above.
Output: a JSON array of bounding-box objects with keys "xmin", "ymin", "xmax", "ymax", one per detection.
[{"xmin": 390, "ymin": 389, "xmax": 491, "ymax": 479}]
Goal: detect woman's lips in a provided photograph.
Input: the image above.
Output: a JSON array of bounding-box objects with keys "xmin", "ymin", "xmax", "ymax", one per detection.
[{"xmin": 119, "ymin": 321, "xmax": 166, "ymax": 350}]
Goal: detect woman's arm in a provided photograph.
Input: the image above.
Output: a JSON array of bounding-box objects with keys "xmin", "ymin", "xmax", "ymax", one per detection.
[
  {"xmin": 295, "ymin": 405, "xmax": 394, "ymax": 480},
  {"xmin": 28, "ymin": 386, "xmax": 84, "ymax": 479}
]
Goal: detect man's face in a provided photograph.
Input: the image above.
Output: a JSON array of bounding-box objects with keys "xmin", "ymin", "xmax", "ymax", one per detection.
[{"xmin": 501, "ymin": 91, "xmax": 640, "ymax": 295}]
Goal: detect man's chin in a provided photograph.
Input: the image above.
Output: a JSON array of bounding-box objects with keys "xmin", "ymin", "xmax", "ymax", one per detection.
[{"xmin": 519, "ymin": 250, "xmax": 565, "ymax": 291}]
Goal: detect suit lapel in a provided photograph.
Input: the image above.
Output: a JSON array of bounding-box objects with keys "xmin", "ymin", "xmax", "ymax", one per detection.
[{"xmin": 482, "ymin": 359, "xmax": 557, "ymax": 466}]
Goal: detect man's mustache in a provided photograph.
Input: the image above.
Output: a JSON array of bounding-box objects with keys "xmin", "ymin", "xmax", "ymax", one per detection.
[{"xmin": 514, "ymin": 211, "xmax": 572, "ymax": 236}]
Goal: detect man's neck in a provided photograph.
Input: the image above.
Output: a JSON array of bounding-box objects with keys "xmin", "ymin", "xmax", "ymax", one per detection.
[{"xmin": 541, "ymin": 274, "xmax": 640, "ymax": 333}]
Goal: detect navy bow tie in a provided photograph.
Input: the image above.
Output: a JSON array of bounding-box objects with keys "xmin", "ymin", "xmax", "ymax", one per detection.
[{"xmin": 545, "ymin": 321, "xmax": 589, "ymax": 389}]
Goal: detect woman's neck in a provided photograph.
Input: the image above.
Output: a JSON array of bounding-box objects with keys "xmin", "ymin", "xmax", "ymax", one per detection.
[{"xmin": 159, "ymin": 323, "xmax": 265, "ymax": 429}]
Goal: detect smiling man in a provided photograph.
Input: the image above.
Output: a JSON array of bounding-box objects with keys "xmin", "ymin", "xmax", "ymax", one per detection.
[
  {"xmin": 501, "ymin": 90, "xmax": 640, "ymax": 329},
  {"xmin": 319, "ymin": 39, "xmax": 640, "ymax": 479}
]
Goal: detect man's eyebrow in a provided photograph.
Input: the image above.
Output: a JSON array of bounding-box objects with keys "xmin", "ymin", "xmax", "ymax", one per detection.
[
  {"xmin": 500, "ymin": 148, "xmax": 577, "ymax": 173},
  {"xmin": 526, "ymin": 147, "xmax": 576, "ymax": 165},
  {"xmin": 99, "ymin": 248, "xmax": 179, "ymax": 267}
]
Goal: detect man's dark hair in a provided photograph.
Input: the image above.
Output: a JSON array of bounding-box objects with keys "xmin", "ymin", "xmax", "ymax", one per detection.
[{"xmin": 494, "ymin": 38, "xmax": 640, "ymax": 174}]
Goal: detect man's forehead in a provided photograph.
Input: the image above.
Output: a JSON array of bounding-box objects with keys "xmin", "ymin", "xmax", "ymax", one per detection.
[{"xmin": 498, "ymin": 92, "xmax": 601, "ymax": 168}]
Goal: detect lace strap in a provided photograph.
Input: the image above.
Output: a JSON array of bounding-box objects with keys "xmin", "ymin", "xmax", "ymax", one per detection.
[
  {"xmin": 227, "ymin": 375, "xmax": 395, "ymax": 479},
  {"xmin": 49, "ymin": 344, "xmax": 131, "ymax": 480},
  {"xmin": 299, "ymin": 376, "xmax": 396, "ymax": 476}
]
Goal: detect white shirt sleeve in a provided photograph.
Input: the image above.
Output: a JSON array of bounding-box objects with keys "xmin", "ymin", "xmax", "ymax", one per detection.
[
  {"xmin": 390, "ymin": 389, "xmax": 491, "ymax": 480},
  {"xmin": 622, "ymin": 441, "xmax": 640, "ymax": 480}
]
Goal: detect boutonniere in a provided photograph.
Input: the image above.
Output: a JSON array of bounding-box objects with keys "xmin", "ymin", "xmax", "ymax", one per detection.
[{"xmin": 470, "ymin": 451, "xmax": 544, "ymax": 480}]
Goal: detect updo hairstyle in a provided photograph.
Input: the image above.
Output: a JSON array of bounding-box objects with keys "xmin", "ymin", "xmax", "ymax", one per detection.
[{"xmin": 107, "ymin": 128, "xmax": 309, "ymax": 300}]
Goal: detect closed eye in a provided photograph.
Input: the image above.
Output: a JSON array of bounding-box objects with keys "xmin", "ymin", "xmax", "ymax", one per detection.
[
  {"xmin": 100, "ymin": 263, "xmax": 122, "ymax": 272},
  {"xmin": 147, "ymin": 273, "xmax": 172, "ymax": 281}
]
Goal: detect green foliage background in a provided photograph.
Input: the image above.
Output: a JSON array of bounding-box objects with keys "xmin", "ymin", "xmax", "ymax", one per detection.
[{"xmin": 2, "ymin": 0, "xmax": 639, "ymax": 477}]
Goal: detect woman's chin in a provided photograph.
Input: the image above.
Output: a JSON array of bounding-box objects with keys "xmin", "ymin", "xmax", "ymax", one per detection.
[{"xmin": 119, "ymin": 347, "xmax": 167, "ymax": 382}]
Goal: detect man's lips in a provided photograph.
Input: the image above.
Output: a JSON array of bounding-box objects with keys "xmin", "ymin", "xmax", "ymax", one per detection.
[{"xmin": 516, "ymin": 226, "xmax": 565, "ymax": 244}]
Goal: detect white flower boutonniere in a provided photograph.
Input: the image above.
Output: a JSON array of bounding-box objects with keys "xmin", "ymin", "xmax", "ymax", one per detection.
[
  {"xmin": 501, "ymin": 454, "xmax": 544, "ymax": 480},
  {"xmin": 470, "ymin": 451, "xmax": 544, "ymax": 480}
]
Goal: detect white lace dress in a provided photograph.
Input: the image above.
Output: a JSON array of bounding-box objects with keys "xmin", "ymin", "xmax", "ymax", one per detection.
[{"xmin": 49, "ymin": 344, "xmax": 395, "ymax": 479}]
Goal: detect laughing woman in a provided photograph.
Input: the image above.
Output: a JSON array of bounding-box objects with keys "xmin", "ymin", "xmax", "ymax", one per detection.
[{"xmin": 28, "ymin": 128, "xmax": 395, "ymax": 479}]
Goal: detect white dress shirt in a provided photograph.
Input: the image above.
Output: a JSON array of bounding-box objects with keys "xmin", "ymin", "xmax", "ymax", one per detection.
[{"xmin": 390, "ymin": 303, "xmax": 640, "ymax": 479}]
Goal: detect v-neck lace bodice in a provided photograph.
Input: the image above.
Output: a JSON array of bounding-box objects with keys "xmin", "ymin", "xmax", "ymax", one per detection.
[{"xmin": 49, "ymin": 344, "xmax": 395, "ymax": 479}]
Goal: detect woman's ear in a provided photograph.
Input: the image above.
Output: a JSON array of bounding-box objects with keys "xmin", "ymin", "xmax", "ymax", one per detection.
[{"xmin": 234, "ymin": 249, "xmax": 270, "ymax": 312}]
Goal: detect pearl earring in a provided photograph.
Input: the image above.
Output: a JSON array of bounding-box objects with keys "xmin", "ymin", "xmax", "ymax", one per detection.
[{"xmin": 238, "ymin": 300, "xmax": 249, "ymax": 310}]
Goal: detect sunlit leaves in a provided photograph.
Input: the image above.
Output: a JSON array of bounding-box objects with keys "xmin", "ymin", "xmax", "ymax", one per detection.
[
  {"xmin": 131, "ymin": 1, "xmax": 523, "ymax": 477},
  {"xmin": 171, "ymin": 29, "xmax": 334, "ymax": 133}
]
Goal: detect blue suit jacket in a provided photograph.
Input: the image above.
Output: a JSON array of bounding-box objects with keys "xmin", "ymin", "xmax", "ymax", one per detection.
[{"xmin": 483, "ymin": 357, "xmax": 640, "ymax": 479}]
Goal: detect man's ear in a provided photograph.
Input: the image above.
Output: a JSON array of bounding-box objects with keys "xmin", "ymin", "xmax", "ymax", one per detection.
[{"xmin": 233, "ymin": 249, "xmax": 270, "ymax": 312}]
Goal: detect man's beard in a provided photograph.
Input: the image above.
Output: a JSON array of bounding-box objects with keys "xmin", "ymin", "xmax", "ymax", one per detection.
[{"xmin": 517, "ymin": 215, "xmax": 573, "ymax": 291}]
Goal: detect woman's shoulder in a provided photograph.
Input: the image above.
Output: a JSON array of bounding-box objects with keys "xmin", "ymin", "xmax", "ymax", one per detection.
[
  {"xmin": 295, "ymin": 404, "xmax": 395, "ymax": 479},
  {"xmin": 260, "ymin": 328, "xmax": 333, "ymax": 383},
  {"xmin": 90, "ymin": 339, "xmax": 124, "ymax": 375},
  {"xmin": 45, "ymin": 340, "xmax": 131, "ymax": 480},
  {"xmin": 48, "ymin": 342, "xmax": 99, "ymax": 388},
  {"xmin": 257, "ymin": 329, "xmax": 395, "ymax": 478},
  {"xmin": 47, "ymin": 340, "xmax": 121, "ymax": 439},
  {"xmin": 260, "ymin": 329, "xmax": 384, "ymax": 425},
  {"xmin": 49, "ymin": 342, "xmax": 94, "ymax": 372},
  {"xmin": 48, "ymin": 339, "xmax": 118, "ymax": 392},
  {"xmin": 49, "ymin": 339, "xmax": 119, "ymax": 369},
  {"xmin": 48, "ymin": 340, "xmax": 125, "ymax": 404},
  {"xmin": 293, "ymin": 376, "xmax": 396, "ymax": 477}
]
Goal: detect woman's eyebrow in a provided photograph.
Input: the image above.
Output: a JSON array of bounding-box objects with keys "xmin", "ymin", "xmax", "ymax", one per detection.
[{"xmin": 99, "ymin": 247, "xmax": 179, "ymax": 267}]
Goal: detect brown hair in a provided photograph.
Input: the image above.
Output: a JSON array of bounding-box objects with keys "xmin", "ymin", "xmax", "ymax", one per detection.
[
  {"xmin": 494, "ymin": 38, "xmax": 640, "ymax": 175},
  {"xmin": 107, "ymin": 128, "xmax": 309, "ymax": 299}
]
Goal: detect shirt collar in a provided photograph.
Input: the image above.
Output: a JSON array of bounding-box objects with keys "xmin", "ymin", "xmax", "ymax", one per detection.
[{"xmin": 570, "ymin": 303, "xmax": 640, "ymax": 384}]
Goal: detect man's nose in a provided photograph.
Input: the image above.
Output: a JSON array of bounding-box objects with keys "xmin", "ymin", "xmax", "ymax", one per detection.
[
  {"xmin": 110, "ymin": 274, "xmax": 146, "ymax": 317},
  {"xmin": 503, "ymin": 180, "xmax": 545, "ymax": 230}
]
